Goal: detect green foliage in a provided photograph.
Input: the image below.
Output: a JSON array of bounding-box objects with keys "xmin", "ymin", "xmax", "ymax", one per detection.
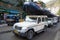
[
  {"xmin": 57, "ymin": 9, "xmax": 60, "ymax": 15},
  {"xmin": 17, "ymin": 0, "xmax": 25, "ymax": 7},
  {"xmin": 38, "ymin": 1, "xmax": 46, "ymax": 8},
  {"xmin": 31, "ymin": 0, "xmax": 33, "ymax": 2},
  {"xmin": 0, "ymin": 0, "xmax": 2, "ymax": 1}
]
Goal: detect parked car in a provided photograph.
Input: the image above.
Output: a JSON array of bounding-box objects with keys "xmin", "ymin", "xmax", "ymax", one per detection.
[
  {"xmin": 12, "ymin": 15, "xmax": 48, "ymax": 40},
  {"xmin": 6, "ymin": 15, "xmax": 20, "ymax": 26},
  {"xmin": 0, "ymin": 20, "xmax": 6, "ymax": 24},
  {"xmin": 48, "ymin": 18, "xmax": 53, "ymax": 27},
  {"xmin": 53, "ymin": 17, "xmax": 58, "ymax": 24}
]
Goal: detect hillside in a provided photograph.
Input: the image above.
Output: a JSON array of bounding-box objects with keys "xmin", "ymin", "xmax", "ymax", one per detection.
[{"xmin": 46, "ymin": 0, "xmax": 60, "ymax": 7}]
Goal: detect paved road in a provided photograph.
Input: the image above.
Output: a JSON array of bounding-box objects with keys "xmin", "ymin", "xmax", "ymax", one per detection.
[{"xmin": 0, "ymin": 22, "xmax": 60, "ymax": 40}]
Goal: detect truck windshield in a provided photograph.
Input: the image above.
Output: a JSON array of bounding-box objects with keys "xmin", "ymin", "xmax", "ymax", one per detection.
[{"xmin": 25, "ymin": 17, "xmax": 37, "ymax": 22}]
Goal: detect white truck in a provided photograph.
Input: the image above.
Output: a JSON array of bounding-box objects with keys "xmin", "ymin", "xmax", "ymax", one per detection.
[
  {"xmin": 48, "ymin": 18, "xmax": 53, "ymax": 27},
  {"xmin": 12, "ymin": 15, "xmax": 48, "ymax": 40}
]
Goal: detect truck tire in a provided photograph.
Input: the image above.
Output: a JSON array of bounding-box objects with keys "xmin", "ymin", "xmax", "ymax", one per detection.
[{"xmin": 26, "ymin": 30, "xmax": 34, "ymax": 40}]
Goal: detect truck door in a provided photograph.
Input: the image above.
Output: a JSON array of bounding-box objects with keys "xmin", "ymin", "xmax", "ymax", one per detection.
[
  {"xmin": 44, "ymin": 17, "xmax": 48, "ymax": 27},
  {"xmin": 38, "ymin": 17, "xmax": 45, "ymax": 30},
  {"xmin": 36, "ymin": 17, "xmax": 43, "ymax": 31}
]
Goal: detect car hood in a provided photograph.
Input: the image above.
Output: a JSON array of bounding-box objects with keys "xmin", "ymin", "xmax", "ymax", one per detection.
[{"xmin": 14, "ymin": 21, "xmax": 36, "ymax": 27}]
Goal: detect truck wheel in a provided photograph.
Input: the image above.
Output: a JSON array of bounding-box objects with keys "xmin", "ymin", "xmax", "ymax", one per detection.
[{"xmin": 26, "ymin": 30, "xmax": 34, "ymax": 40}]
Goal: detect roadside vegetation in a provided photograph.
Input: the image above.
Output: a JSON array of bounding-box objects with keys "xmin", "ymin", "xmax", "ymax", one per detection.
[{"xmin": 57, "ymin": 9, "xmax": 60, "ymax": 16}]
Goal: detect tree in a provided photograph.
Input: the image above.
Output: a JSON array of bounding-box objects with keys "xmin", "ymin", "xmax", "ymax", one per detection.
[
  {"xmin": 17, "ymin": 0, "xmax": 25, "ymax": 7},
  {"xmin": 57, "ymin": 9, "xmax": 60, "ymax": 16},
  {"xmin": 30, "ymin": 0, "xmax": 33, "ymax": 2},
  {"xmin": 38, "ymin": 1, "xmax": 46, "ymax": 8},
  {"xmin": 0, "ymin": 0, "xmax": 2, "ymax": 1},
  {"xmin": 31, "ymin": 0, "xmax": 33, "ymax": 2}
]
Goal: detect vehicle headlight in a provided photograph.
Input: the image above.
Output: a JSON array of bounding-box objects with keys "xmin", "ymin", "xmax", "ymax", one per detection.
[
  {"xmin": 15, "ymin": 26, "xmax": 22, "ymax": 30},
  {"xmin": 20, "ymin": 27, "xmax": 28, "ymax": 33}
]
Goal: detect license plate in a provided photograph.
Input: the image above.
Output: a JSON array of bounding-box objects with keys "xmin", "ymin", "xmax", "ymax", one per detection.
[
  {"xmin": 14, "ymin": 30, "xmax": 18, "ymax": 34},
  {"xmin": 7, "ymin": 19, "xmax": 14, "ymax": 21}
]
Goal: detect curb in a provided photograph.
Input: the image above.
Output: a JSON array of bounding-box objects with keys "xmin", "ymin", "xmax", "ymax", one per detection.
[
  {"xmin": 0, "ymin": 30, "xmax": 12, "ymax": 34},
  {"xmin": 0, "ymin": 24, "xmax": 8, "ymax": 27}
]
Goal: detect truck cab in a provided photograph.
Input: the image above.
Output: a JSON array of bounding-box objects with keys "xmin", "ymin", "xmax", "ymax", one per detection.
[{"xmin": 13, "ymin": 15, "xmax": 48, "ymax": 40}]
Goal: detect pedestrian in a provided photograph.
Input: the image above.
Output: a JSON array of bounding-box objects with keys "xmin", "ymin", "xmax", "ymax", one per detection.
[{"xmin": 4, "ymin": 13, "xmax": 8, "ymax": 21}]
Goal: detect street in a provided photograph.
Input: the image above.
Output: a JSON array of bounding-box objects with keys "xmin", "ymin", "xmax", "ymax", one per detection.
[
  {"xmin": 0, "ymin": 22, "xmax": 60, "ymax": 40},
  {"xmin": 0, "ymin": 0, "xmax": 60, "ymax": 40}
]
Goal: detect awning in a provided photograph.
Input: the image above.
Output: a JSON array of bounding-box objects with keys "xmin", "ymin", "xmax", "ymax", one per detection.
[{"xmin": 5, "ymin": 9, "xmax": 20, "ymax": 14}]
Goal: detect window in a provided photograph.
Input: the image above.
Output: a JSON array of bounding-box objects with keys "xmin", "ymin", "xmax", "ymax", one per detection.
[
  {"xmin": 38, "ymin": 17, "xmax": 41, "ymax": 23},
  {"xmin": 26, "ymin": 17, "xmax": 37, "ymax": 22},
  {"xmin": 29, "ymin": 17, "xmax": 37, "ymax": 20},
  {"xmin": 45, "ymin": 17, "xmax": 48, "ymax": 21},
  {"xmin": 42, "ymin": 17, "xmax": 44, "ymax": 22}
]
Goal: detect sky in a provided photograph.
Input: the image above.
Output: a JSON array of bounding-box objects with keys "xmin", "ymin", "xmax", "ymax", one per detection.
[{"xmin": 34, "ymin": 0, "xmax": 51, "ymax": 3}]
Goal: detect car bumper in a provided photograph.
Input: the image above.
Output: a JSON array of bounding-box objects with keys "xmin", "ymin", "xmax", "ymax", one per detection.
[{"xmin": 13, "ymin": 30, "xmax": 27, "ymax": 37}]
